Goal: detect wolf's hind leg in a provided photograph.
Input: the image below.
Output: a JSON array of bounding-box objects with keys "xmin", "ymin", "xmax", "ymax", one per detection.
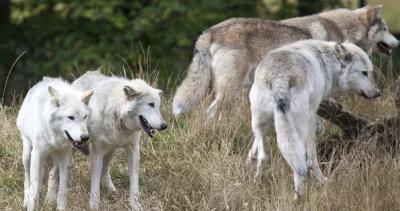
[
  {"xmin": 101, "ymin": 150, "xmax": 116, "ymax": 192},
  {"xmin": 206, "ymin": 96, "xmax": 220, "ymax": 122},
  {"xmin": 248, "ymin": 87, "xmax": 274, "ymax": 177},
  {"xmin": 307, "ymin": 115, "xmax": 327, "ymax": 185},
  {"xmin": 294, "ymin": 172, "xmax": 306, "ymax": 200},
  {"xmin": 248, "ymin": 111, "xmax": 273, "ymax": 177},
  {"xmin": 208, "ymin": 48, "xmax": 249, "ymax": 121}
]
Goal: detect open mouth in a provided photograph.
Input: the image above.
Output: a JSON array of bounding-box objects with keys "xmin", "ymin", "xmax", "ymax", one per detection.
[
  {"xmin": 139, "ymin": 115, "xmax": 155, "ymax": 138},
  {"xmin": 377, "ymin": 41, "xmax": 393, "ymax": 55},
  {"xmin": 65, "ymin": 131, "xmax": 85, "ymax": 149}
]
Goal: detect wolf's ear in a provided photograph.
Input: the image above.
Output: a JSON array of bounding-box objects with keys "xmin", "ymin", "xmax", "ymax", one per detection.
[
  {"xmin": 81, "ymin": 90, "xmax": 93, "ymax": 105},
  {"xmin": 48, "ymin": 86, "xmax": 60, "ymax": 107},
  {"xmin": 155, "ymin": 89, "xmax": 163, "ymax": 95},
  {"xmin": 123, "ymin": 85, "xmax": 141, "ymax": 99},
  {"xmin": 366, "ymin": 5, "xmax": 382, "ymax": 23},
  {"xmin": 335, "ymin": 43, "xmax": 353, "ymax": 64}
]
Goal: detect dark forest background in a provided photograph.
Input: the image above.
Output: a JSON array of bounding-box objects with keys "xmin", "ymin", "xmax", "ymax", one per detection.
[{"xmin": 0, "ymin": 0, "xmax": 399, "ymax": 104}]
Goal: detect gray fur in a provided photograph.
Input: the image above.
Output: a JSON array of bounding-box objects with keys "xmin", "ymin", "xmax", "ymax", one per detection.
[
  {"xmin": 249, "ymin": 39, "xmax": 380, "ymax": 199},
  {"xmin": 173, "ymin": 5, "xmax": 399, "ymax": 118}
]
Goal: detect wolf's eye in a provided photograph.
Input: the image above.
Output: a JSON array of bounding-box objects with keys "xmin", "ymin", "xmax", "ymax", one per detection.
[
  {"xmin": 362, "ymin": 71, "xmax": 368, "ymax": 77},
  {"xmin": 148, "ymin": 103, "xmax": 155, "ymax": 108},
  {"xmin": 67, "ymin": 116, "xmax": 75, "ymax": 121},
  {"xmin": 84, "ymin": 115, "xmax": 88, "ymax": 120}
]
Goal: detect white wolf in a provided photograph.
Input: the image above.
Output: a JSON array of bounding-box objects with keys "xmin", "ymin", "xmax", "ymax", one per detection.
[
  {"xmin": 248, "ymin": 40, "xmax": 380, "ymax": 198},
  {"xmin": 17, "ymin": 77, "xmax": 93, "ymax": 210},
  {"xmin": 173, "ymin": 5, "xmax": 398, "ymax": 119},
  {"xmin": 72, "ymin": 71, "xmax": 167, "ymax": 210}
]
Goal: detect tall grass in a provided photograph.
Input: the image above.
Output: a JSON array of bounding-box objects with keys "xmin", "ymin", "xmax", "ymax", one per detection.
[
  {"xmin": 1, "ymin": 49, "xmax": 399, "ymax": 210},
  {"xmin": 1, "ymin": 80, "xmax": 400, "ymax": 210}
]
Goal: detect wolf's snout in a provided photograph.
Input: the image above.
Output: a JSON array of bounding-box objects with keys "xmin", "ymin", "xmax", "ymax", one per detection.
[
  {"xmin": 80, "ymin": 134, "xmax": 90, "ymax": 142},
  {"xmin": 360, "ymin": 88, "xmax": 381, "ymax": 99},
  {"xmin": 394, "ymin": 39, "xmax": 400, "ymax": 48},
  {"xmin": 160, "ymin": 123, "xmax": 168, "ymax": 130}
]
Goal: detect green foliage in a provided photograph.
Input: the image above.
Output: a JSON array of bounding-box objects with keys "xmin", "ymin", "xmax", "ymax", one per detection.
[{"xmin": 0, "ymin": 0, "xmax": 355, "ymax": 103}]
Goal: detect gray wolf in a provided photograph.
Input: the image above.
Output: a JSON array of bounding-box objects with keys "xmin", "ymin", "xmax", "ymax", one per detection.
[
  {"xmin": 173, "ymin": 5, "xmax": 398, "ymax": 119},
  {"xmin": 72, "ymin": 71, "xmax": 167, "ymax": 210},
  {"xmin": 248, "ymin": 40, "xmax": 380, "ymax": 198},
  {"xmin": 17, "ymin": 77, "xmax": 93, "ymax": 210}
]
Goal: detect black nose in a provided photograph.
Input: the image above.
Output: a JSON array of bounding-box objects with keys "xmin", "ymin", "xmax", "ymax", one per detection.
[
  {"xmin": 81, "ymin": 135, "xmax": 90, "ymax": 142},
  {"xmin": 160, "ymin": 123, "xmax": 168, "ymax": 130}
]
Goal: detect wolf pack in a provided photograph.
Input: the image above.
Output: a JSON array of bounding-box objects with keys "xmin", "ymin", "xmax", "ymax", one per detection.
[{"xmin": 16, "ymin": 5, "xmax": 399, "ymax": 210}]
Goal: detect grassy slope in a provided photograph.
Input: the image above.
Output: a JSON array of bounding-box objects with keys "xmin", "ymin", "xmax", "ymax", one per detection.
[{"xmin": 1, "ymin": 80, "xmax": 400, "ymax": 210}]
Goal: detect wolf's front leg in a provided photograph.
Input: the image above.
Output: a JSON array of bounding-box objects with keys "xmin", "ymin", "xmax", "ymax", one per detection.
[
  {"xmin": 101, "ymin": 150, "xmax": 117, "ymax": 193},
  {"xmin": 28, "ymin": 149, "xmax": 43, "ymax": 211},
  {"xmin": 90, "ymin": 150, "xmax": 104, "ymax": 210},
  {"xmin": 22, "ymin": 136, "xmax": 31, "ymax": 208},
  {"xmin": 45, "ymin": 163, "xmax": 58, "ymax": 205},
  {"xmin": 127, "ymin": 132, "xmax": 142, "ymax": 211},
  {"xmin": 56, "ymin": 150, "xmax": 71, "ymax": 210}
]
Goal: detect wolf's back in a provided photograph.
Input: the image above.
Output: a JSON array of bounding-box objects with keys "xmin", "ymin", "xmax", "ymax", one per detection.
[
  {"xmin": 72, "ymin": 70, "xmax": 108, "ymax": 91},
  {"xmin": 172, "ymin": 32, "xmax": 212, "ymax": 117}
]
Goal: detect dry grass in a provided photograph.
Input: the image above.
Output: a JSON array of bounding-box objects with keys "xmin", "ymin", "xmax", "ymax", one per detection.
[{"xmin": 1, "ymin": 84, "xmax": 400, "ymax": 211}]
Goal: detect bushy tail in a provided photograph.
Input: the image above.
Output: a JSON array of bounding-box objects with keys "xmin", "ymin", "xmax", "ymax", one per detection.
[
  {"xmin": 273, "ymin": 79, "xmax": 307, "ymax": 176},
  {"xmin": 173, "ymin": 33, "xmax": 212, "ymax": 117}
]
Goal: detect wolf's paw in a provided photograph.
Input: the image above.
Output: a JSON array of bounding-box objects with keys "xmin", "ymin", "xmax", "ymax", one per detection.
[
  {"xmin": 246, "ymin": 153, "xmax": 267, "ymax": 182},
  {"xmin": 89, "ymin": 196, "xmax": 100, "ymax": 210},
  {"xmin": 101, "ymin": 180, "xmax": 117, "ymax": 193},
  {"xmin": 44, "ymin": 194, "xmax": 56, "ymax": 206},
  {"xmin": 23, "ymin": 194, "xmax": 29, "ymax": 208},
  {"xmin": 23, "ymin": 200, "xmax": 28, "ymax": 208},
  {"xmin": 317, "ymin": 176, "xmax": 329, "ymax": 187},
  {"xmin": 254, "ymin": 160, "xmax": 264, "ymax": 180},
  {"xmin": 293, "ymin": 190, "xmax": 304, "ymax": 202},
  {"xmin": 130, "ymin": 199, "xmax": 143, "ymax": 211},
  {"xmin": 56, "ymin": 203, "xmax": 66, "ymax": 211},
  {"xmin": 246, "ymin": 154, "xmax": 258, "ymax": 166}
]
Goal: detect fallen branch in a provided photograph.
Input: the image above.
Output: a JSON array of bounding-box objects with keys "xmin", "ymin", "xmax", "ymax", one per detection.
[
  {"xmin": 317, "ymin": 98, "xmax": 370, "ymax": 138},
  {"xmin": 317, "ymin": 77, "xmax": 400, "ymax": 161}
]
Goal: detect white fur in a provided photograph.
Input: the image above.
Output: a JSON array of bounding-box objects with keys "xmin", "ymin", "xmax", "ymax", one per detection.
[
  {"xmin": 17, "ymin": 78, "xmax": 92, "ymax": 211},
  {"xmin": 73, "ymin": 73, "xmax": 166, "ymax": 210},
  {"xmin": 248, "ymin": 40, "xmax": 380, "ymax": 198}
]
